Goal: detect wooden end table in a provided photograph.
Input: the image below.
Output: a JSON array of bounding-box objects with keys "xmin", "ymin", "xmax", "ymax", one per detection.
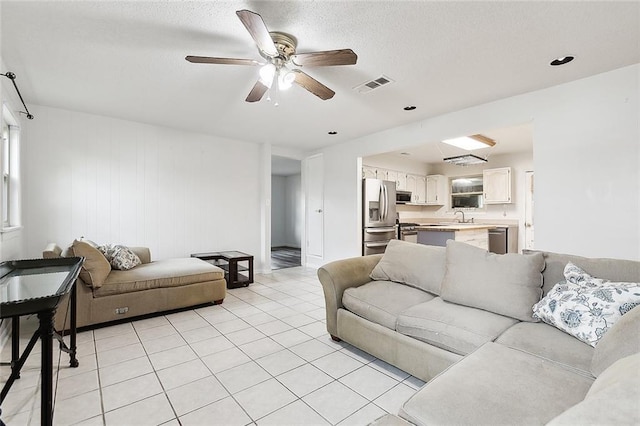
[{"xmin": 191, "ymin": 251, "xmax": 254, "ymax": 289}]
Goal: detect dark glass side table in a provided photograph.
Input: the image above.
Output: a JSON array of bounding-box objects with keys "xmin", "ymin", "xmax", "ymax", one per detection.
[
  {"xmin": 191, "ymin": 251, "xmax": 254, "ymax": 289},
  {"xmin": 0, "ymin": 257, "xmax": 84, "ymax": 426}
]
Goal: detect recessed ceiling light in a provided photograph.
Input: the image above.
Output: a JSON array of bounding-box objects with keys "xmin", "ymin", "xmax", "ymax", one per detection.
[
  {"xmin": 328, "ymin": 131, "xmax": 337, "ymax": 135},
  {"xmin": 403, "ymin": 106, "xmax": 416, "ymax": 111},
  {"xmin": 550, "ymin": 56, "xmax": 574, "ymax": 66}
]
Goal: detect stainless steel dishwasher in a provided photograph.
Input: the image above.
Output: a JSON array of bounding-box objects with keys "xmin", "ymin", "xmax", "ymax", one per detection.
[{"xmin": 489, "ymin": 227, "xmax": 508, "ymax": 254}]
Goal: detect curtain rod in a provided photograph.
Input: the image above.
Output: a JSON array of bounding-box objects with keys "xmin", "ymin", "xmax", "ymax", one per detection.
[{"xmin": 1, "ymin": 72, "xmax": 34, "ymax": 120}]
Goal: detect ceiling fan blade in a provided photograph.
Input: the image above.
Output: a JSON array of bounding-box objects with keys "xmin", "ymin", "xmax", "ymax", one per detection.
[
  {"xmin": 291, "ymin": 70, "xmax": 335, "ymax": 100},
  {"xmin": 185, "ymin": 56, "xmax": 261, "ymax": 66},
  {"xmin": 291, "ymin": 49, "xmax": 358, "ymax": 67},
  {"xmin": 246, "ymin": 80, "xmax": 270, "ymax": 103},
  {"xmin": 236, "ymin": 10, "xmax": 278, "ymax": 57}
]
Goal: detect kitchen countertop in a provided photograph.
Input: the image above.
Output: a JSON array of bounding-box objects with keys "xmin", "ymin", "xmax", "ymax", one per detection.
[{"xmin": 416, "ymin": 224, "xmax": 497, "ymax": 231}]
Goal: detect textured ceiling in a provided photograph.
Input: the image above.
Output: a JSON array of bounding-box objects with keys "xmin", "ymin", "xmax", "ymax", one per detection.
[{"xmin": 2, "ymin": 1, "xmax": 638, "ymax": 152}]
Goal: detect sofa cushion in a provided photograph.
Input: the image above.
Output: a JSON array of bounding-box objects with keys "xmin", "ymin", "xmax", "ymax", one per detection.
[
  {"xmin": 72, "ymin": 239, "xmax": 111, "ymax": 289},
  {"xmin": 547, "ymin": 353, "xmax": 640, "ymax": 425},
  {"xmin": 342, "ymin": 280, "xmax": 435, "ymax": 330},
  {"xmin": 93, "ymin": 258, "xmax": 224, "ymax": 297},
  {"xmin": 495, "ymin": 322, "xmax": 593, "ymax": 375},
  {"xmin": 396, "ymin": 297, "xmax": 518, "ymax": 356},
  {"xmin": 399, "ymin": 342, "xmax": 594, "ymax": 426},
  {"xmin": 99, "ymin": 244, "xmax": 142, "ymax": 270},
  {"xmin": 440, "ymin": 240, "xmax": 545, "ymax": 322},
  {"xmin": 532, "ymin": 263, "xmax": 640, "ymax": 347},
  {"xmin": 591, "ymin": 305, "xmax": 640, "ymax": 376},
  {"xmin": 524, "ymin": 249, "xmax": 640, "ymax": 296},
  {"xmin": 369, "ymin": 239, "xmax": 446, "ymax": 295}
]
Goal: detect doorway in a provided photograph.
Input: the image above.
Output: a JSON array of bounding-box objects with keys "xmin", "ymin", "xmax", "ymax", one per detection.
[{"xmin": 271, "ymin": 155, "xmax": 302, "ymax": 270}]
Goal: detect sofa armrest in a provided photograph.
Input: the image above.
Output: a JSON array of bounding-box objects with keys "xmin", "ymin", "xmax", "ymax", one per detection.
[
  {"xmin": 129, "ymin": 247, "xmax": 151, "ymax": 264},
  {"xmin": 43, "ymin": 243, "xmax": 62, "ymax": 259},
  {"xmin": 54, "ymin": 277, "xmax": 95, "ymax": 331},
  {"xmin": 317, "ymin": 254, "xmax": 382, "ymax": 337}
]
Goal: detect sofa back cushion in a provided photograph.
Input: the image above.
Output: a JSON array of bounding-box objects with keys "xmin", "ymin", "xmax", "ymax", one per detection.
[
  {"xmin": 523, "ymin": 250, "xmax": 640, "ymax": 296},
  {"xmin": 441, "ymin": 240, "xmax": 544, "ymax": 322},
  {"xmin": 547, "ymin": 353, "xmax": 640, "ymax": 425},
  {"xmin": 369, "ymin": 239, "xmax": 446, "ymax": 295},
  {"xmin": 591, "ymin": 305, "xmax": 640, "ymax": 376},
  {"xmin": 72, "ymin": 239, "xmax": 111, "ymax": 288}
]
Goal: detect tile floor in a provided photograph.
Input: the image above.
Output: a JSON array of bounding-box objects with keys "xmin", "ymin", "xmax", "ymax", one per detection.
[{"xmin": 0, "ymin": 266, "xmax": 423, "ymax": 425}]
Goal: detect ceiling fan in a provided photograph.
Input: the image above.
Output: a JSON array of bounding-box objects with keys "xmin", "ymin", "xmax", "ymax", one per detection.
[{"xmin": 186, "ymin": 9, "xmax": 357, "ymax": 103}]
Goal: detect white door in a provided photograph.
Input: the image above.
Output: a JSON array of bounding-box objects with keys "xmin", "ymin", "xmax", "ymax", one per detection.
[
  {"xmin": 306, "ymin": 154, "xmax": 324, "ymax": 258},
  {"xmin": 524, "ymin": 171, "xmax": 535, "ymax": 249}
]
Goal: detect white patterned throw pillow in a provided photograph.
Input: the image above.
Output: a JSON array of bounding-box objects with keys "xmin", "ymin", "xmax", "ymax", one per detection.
[
  {"xmin": 99, "ymin": 244, "xmax": 142, "ymax": 270},
  {"xmin": 532, "ymin": 262, "xmax": 640, "ymax": 347}
]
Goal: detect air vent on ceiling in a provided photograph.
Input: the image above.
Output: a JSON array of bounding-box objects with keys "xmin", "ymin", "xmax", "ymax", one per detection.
[{"xmin": 354, "ymin": 75, "xmax": 395, "ymax": 94}]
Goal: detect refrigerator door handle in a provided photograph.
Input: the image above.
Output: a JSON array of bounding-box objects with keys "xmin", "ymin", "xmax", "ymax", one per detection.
[
  {"xmin": 382, "ymin": 183, "xmax": 388, "ymax": 221},
  {"xmin": 365, "ymin": 242, "xmax": 389, "ymax": 248},
  {"xmin": 380, "ymin": 184, "xmax": 386, "ymax": 221},
  {"xmin": 365, "ymin": 227, "xmax": 396, "ymax": 233}
]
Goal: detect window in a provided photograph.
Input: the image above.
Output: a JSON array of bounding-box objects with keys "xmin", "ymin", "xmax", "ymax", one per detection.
[
  {"xmin": 2, "ymin": 121, "xmax": 9, "ymax": 225},
  {"xmin": 1, "ymin": 106, "xmax": 20, "ymax": 229},
  {"xmin": 450, "ymin": 175, "xmax": 484, "ymax": 209}
]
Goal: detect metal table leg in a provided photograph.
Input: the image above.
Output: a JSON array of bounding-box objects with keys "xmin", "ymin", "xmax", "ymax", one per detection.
[{"xmin": 38, "ymin": 310, "xmax": 54, "ymax": 426}]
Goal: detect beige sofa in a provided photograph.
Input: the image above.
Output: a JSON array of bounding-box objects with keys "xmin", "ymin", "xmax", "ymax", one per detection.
[
  {"xmin": 318, "ymin": 240, "xmax": 640, "ymax": 425},
  {"xmin": 44, "ymin": 242, "xmax": 226, "ymax": 329}
]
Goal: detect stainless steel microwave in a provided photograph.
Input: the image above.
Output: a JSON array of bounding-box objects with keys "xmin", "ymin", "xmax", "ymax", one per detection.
[{"xmin": 396, "ymin": 190, "xmax": 412, "ymax": 204}]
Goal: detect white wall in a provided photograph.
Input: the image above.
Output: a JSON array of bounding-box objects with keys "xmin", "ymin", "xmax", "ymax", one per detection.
[
  {"xmin": 316, "ymin": 64, "xmax": 639, "ymax": 262},
  {"xmin": 271, "ymin": 175, "xmax": 286, "ymax": 247},
  {"xmin": 271, "ymin": 173, "xmax": 302, "ymax": 248},
  {"xmin": 22, "ymin": 105, "xmax": 264, "ymax": 266}
]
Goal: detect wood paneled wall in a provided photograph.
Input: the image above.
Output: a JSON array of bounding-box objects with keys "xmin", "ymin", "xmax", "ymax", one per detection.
[{"xmin": 23, "ymin": 105, "xmax": 262, "ymax": 262}]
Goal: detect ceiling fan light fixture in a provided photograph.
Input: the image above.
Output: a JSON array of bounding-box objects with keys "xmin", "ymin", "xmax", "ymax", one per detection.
[
  {"xmin": 443, "ymin": 154, "xmax": 488, "ymax": 166},
  {"xmin": 259, "ymin": 64, "xmax": 276, "ymax": 88},
  {"xmin": 442, "ymin": 134, "xmax": 496, "ymax": 151},
  {"xmin": 278, "ymin": 69, "xmax": 295, "ymax": 90}
]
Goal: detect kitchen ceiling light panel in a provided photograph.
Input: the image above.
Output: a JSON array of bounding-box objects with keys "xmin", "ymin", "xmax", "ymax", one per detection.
[
  {"xmin": 443, "ymin": 154, "xmax": 488, "ymax": 165},
  {"xmin": 442, "ymin": 134, "xmax": 496, "ymax": 151}
]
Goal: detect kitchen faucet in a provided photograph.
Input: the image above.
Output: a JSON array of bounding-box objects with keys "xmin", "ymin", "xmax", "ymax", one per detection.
[{"xmin": 454, "ymin": 210, "xmax": 466, "ymax": 223}]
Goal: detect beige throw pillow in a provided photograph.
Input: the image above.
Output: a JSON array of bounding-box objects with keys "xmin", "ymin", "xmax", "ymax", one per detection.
[
  {"xmin": 369, "ymin": 239, "xmax": 446, "ymax": 295},
  {"xmin": 72, "ymin": 239, "xmax": 111, "ymax": 288},
  {"xmin": 440, "ymin": 240, "xmax": 545, "ymax": 322}
]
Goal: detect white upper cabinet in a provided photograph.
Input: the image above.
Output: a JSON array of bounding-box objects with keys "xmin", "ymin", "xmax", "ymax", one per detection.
[
  {"xmin": 396, "ymin": 173, "xmax": 407, "ymax": 190},
  {"xmin": 405, "ymin": 174, "xmax": 417, "ymax": 200},
  {"xmin": 425, "ymin": 175, "xmax": 446, "ymax": 205},
  {"xmin": 414, "ymin": 175, "xmax": 427, "ymax": 203},
  {"xmin": 362, "ymin": 165, "xmax": 378, "ymax": 179},
  {"xmin": 483, "ymin": 167, "xmax": 512, "ymax": 204},
  {"xmin": 385, "ymin": 170, "xmax": 398, "ymax": 187}
]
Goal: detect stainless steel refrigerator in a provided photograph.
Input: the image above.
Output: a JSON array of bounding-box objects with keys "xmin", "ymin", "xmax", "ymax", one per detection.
[{"xmin": 362, "ymin": 178, "xmax": 397, "ymax": 255}]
